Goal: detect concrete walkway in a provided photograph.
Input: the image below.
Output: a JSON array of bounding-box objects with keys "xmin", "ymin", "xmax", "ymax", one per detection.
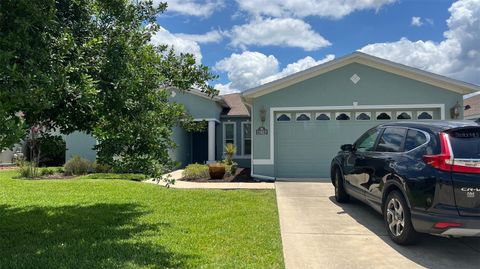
[
  {"xmin": 145, "ymin": 169, "xmax": 274, "ymax": 189},
  {"xmin": 276, "ymin": 182, "xmax": 480, "ymax": 269}
]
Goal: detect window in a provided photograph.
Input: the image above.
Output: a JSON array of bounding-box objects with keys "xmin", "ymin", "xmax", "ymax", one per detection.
[
  {"xmin": 223, "ymin": 122, "xmax": 235, "ymax": 148},
  {"xmin": 355, "ymin": 128, "xmax": 381, "ymax": 152},
  {"xmin": 376, "ymin": 128, "xmax": 407, "ymax": 152},
  {"xmin": 404, "ymin": 129, "xmax": 427, "ymax": 151},
  {"xmin": 417, "ymin": 111, "xmax": 433, "ymax": 120},
  {"xmin": 356, "ymin": 112, "xmax": 371, "ymax": 120},
  {"xmin": 316, "ymin": 113, "xmax": 330, "ymax": 120},
  {"xmin": 397, "ymin": 111, "xmax": 412, "ymax": 120},
  {"xmin": 277, "ymin": 113, "xmax": 291, "ymax": 121},
  {"xmin": 376, "ymin": 112, "xmax": 392, "ymax": 120},
  {"xmin": 242, "ymin": 122, "xmax": 251, "ymax": 155},
  {"xmin": 296, "ymin": 113, "xmax": 311, "ymax": 121},
  {"xmin": 336, "ymin": 112, "xmax": 351, "ymax": 120}
]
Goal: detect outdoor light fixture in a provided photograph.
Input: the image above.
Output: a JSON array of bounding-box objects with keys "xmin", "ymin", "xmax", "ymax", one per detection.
[
  {"xmin": 450, "ymin": 101, "xmax": 462, "ymax": 119},
  {"xmin": 260, "ymin": 106, "xmax": 266, "ymax": 124}
]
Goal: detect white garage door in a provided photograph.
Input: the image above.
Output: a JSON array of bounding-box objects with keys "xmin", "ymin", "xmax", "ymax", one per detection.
[{"xmin": 274, "ymin": 109, "xmax": 438, "ymax": 179}]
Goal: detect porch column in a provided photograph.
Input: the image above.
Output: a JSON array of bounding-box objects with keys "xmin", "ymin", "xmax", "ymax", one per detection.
[{"xmin": 207, "ymin": 120, "xmax": 216, "ymax": 162}]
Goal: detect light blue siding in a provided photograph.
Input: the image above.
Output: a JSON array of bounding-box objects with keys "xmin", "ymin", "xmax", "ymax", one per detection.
[
  {"xmin": 65, "ymin": 131, "xmax": 97, "ymax": 162},
  {"xmin": 251, "ymin": 63, "xmax": 464, "ymax": 179}
]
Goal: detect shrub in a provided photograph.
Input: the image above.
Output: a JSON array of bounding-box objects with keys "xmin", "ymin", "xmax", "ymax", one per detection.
[
  {"xmin": 40, "ymin": 167, "xmax": 55, "ymax": 176},
  {"xmin": 16, "ymin": 160, "xmax": 40, "ymax": 178},
  {"xmin": 64, "ymin": 155, "xmax": 93, "ymax": 176},
  {"xmin": 224, "ymin": 143, "xmax": 236, "ymax": 165},
  {"xmin": 225, "ymin": 162, "xmax": 238, "ymax": 176},
  {"xmin": 182, "ymin": 164, "xmax": 209, "ymax": 180},
  {"xmin": 93, "ymin": 162, "xmax": 112, "ymax": 173}
]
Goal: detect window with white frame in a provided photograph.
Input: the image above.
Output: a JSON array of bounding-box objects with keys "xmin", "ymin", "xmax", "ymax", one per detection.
[
  {"xmin": 242, "ymin": 122, "xmax": 251, "ymax": 155},
  {"xmin": 223, "ymin": 122, "xmax": 235, "ymax": 148}
]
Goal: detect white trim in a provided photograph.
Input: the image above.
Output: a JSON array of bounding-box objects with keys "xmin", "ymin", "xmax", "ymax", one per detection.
[
  {"xmin": 251, "ymin": 103, "xmax": 445, "ymax": 166},
  {"xmin": 207, "ymin": 121, "xmax": 216, "ymax": 162},
  {"xmin": 242, "ymin": 52, "xmax": 479, "ymax": 99},
  {"xmin": 193, "ymin": 118, "xmax": 220, "ymax": 123},
  {"xmin": 241, "ymin": 121, "xmax": 252, "ymax": 156}
]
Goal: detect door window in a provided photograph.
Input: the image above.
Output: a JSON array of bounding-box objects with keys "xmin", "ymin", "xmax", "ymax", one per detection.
[
  {"xmin": 376, "ymin": 128, "xmax": 407, "ymax": 152},
  {"xmin": 355, "ymin": 128, "xmax": 381, "ymax": 152}
]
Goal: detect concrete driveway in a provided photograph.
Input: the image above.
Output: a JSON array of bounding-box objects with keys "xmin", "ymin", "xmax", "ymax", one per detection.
[{"xmin": 276, "ymin": 182, "xmax": 480, "ymax": 269}]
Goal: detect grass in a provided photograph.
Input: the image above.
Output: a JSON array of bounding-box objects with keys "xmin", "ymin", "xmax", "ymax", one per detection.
[{"xmin": 0, "ymin": 170, "xmax": 284, "ymax": 269}]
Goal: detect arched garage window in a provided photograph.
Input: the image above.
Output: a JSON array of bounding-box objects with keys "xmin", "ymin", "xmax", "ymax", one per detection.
[
  {"xmin": 356, "ymin": 112, "xmax": 371, "ymax": 120},
  {"xmin": 296, "ymin": 113, "xmax": 311, "ymax": 121},
  {"xmin": 417, "ymin": 111, "xmax": 433, "ymax": 120},
  {"xmin": 316, "ymin": 113, "xmax": 330, "ymax": 120},
  {"xmin": 277, "ymin": 113, "xmax": 291, "ymax": 121},
  {"xmin": 376, "ymin": 112, "xmax": 391, "ymax": 120},
  {"xmin": 336, "ymin": 112, "xmax": 351, "ymax": 120},
  {"xmin": 397, "ymin": 111, "xmax": 412, "ymax": 120}
]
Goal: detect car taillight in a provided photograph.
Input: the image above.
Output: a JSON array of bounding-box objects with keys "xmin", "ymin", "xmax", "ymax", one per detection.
[
  {"xmin": 423, "ymin": 132, "xmax": 480, "ymax": 173},
  {"xmin": 423, "ymin": 133, "xmax": 453, "ymax": 172}
]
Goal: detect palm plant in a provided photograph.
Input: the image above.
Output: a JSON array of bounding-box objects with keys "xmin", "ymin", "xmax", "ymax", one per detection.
[{"xmin": 224, "ymin": 143, "xmax": 236, "ymax": 165}]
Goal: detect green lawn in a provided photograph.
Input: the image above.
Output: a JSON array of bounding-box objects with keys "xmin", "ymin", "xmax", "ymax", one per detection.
[{"xmin": 0, "ymin": 170, "xmax": 284, "ymax": 269}]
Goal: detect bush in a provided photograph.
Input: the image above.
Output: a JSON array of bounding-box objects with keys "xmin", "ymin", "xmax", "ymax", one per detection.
[
  {"xmin": 64, "ymin": 155, "xmax": 93, "ymax": 176},
  {"xmin": 182, "ymin": 164, "xmax": 209, "ymax": 180},
  {"xmin": 225, "ymin": 162, "xmax": 238, "ymax": 176},
  {"xmin": 40, "ymin": 167, "xmax": 55, "ymax": 176},
  {"xmin": 16, "ymin": 160, "xmax": 40, "ymax": 178},
  {"xmin": 93, "ymin": 162, "xmax": 112, "ymax": 173}
]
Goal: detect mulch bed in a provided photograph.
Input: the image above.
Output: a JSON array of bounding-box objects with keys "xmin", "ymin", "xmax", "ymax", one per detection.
[{"xmin": 182, "ymin": 168, "xmax": 254, "ymax": 183}]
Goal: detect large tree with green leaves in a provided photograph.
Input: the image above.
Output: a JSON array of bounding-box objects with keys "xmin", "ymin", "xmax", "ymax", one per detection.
[{"xmin": 0, "ymin": 0, "xmax": 218, "ymax": 175}]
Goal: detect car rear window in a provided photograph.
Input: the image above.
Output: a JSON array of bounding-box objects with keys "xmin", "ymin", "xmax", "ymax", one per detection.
[
  {"xmin": 404, "ymin": 129, "xmax": 427, "ymax": 151},
  {"xmin": 376, "ymin": 128, "xmax": 407, "ymax": 152},
  {"xmin": 448, "ymin": 127, "xmax": 480, "ymax": 159}
]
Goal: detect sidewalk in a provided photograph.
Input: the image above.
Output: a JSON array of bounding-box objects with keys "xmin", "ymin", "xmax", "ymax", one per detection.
[{"xmin": 145, "ymin": 169, "xmax": 275, "ymax": 189}]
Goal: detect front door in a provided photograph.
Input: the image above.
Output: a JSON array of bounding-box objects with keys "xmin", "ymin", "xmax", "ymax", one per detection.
[{"xmin": 192, "ymin": 131, "xmax": 208, "ymax": 164}]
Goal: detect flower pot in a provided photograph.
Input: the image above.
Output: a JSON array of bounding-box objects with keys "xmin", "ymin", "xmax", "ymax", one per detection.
[{"xmin": 208, "ymin": 163, "xmax": 225, "ymax": 179}]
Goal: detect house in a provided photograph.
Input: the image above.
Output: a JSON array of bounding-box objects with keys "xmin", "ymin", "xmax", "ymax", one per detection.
[
  {"xmin": 63, "ymin": 88, "xmax": 252, "ymax": 168},
  {"xmin": 242, "ymin": 52, "xmax": 479, "ymax": 180},
  {"xmin": 6, "ymin": 52, "xmax": 479, "ymax": 179},
  {"xmin": 463, "ymin": 94, "xmax": 480, "ymax": 121}
]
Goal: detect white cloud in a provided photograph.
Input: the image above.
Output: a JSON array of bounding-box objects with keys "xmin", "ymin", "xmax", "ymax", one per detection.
[
  {"xmin": 150, "ymin": 27, "xmax": 203, "ymax": 63},
  {"xmin": 360, "ymin": 0, "xmax": 480, "ymax": 86},
  {"xmin": 228, "ymin": 17, "xmax": 331, "ymax": 51},
  {"xmin": 236, "ymin": 0, "xmax": 397, "ymax": 19},
  {"xmin": 175, "ymin": 30, "xmax": 223, "ymax": 44},
  {"xmin": 214, "ymin": 52, "xmax": 335, "ymax": 94},
  {"xmin": 215, "ymin": 51, "xmax": 280, "ymax": 93},
  {"xmin": 261, "ymin": 54, "xmax": 335, "ymax": 84},
  {"xmin": 159, "ymin": 0, "xmax": 224, "ymax": 17},
  {"xmin": 411, "ymin": 16, "xmax": 423, "ymax": 26}
]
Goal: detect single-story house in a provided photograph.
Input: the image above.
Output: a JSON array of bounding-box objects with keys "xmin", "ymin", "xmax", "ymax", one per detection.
[
  {"xmin": 242, "ymin": 52, "xmax": 479, "ymax": 180},
  {"xmin": 3, "ymin": 52, "xmax": 480, "ymax": 181},
  {"xmin": 464, "ymin": 94, "xmax": 480, "ymax": 121},
  {"xmin": 63, "ymin": 88, "xmax": 252, "ymax": 168}
]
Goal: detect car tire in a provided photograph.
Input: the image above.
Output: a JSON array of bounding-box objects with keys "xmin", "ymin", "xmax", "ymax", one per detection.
[
  {"xmin": 334, "ymin": 168, "xmax": 349, "ymax": 203},
  {"xmin": 383, "ymin": 190, "xmax": 418, "ymax": 245}
]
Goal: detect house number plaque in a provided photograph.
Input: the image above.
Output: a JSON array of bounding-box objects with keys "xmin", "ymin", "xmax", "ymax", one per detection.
[{"xmin": 256, "ymin": 126, "xmax": 268, "ymax": 135}]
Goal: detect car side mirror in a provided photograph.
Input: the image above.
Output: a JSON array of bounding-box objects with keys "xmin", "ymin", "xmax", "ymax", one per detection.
[{"xmin": 341, "ymin": 144, "xmax": 354, "ymax": 152}]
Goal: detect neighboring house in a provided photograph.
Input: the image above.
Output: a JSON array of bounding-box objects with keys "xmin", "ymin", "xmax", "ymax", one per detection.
[
  {"xmin": 242, "ymin": 52, "xmax": 479, "ymax": 180},
  {"xmin": 64, "ymin": 89, "xmax": 252, "ymax": 168},
  {"xmin": 463, "ymin": 94, "xmax": 480, "ymax": 121}
]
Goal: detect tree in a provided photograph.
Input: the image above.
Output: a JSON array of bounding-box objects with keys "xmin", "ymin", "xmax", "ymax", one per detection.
[{"xmin": 0, "ymin": 0, "xmax": 218, "ymax": 176}]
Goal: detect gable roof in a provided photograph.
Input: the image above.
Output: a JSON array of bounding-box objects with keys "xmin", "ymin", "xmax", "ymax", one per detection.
[
  {"xmin": 220, "ymin": 93, "xmax": 250, "ymax": 117},
  {"xmin": 242, "ymin": 51, "xmax": 480, "ymax": 99}
]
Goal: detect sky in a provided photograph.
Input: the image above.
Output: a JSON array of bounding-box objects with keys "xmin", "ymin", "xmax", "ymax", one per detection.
[{"xmin": 151, "ymin": 0, "xmax": 480, "ymax": 96}]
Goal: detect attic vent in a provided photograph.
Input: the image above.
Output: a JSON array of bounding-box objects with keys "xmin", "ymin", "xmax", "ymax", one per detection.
[{"xmin": 350, "ymin": 74, "xmax": 360, "ymax": 84}]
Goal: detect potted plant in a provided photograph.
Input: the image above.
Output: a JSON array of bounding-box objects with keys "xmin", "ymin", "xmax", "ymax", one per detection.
[
  {"xmin": 208, "ymin": 162, "xmax": 226, "ymax": 179},
  {"xmin": 224, "ymin": 143, "xmax": 237, "ymax": 176}
]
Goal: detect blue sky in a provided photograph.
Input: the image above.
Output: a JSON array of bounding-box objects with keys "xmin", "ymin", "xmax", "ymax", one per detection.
[{"xmin": 152, "ymin": 0, "xmax": 480, "ymax": 95}]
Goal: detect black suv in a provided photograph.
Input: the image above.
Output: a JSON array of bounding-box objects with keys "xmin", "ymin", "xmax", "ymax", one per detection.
[{"xmin": 331, "ymin": 121, "xmax": 480, "ymax": 245}]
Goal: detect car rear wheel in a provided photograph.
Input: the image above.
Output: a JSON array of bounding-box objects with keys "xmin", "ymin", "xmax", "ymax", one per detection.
[
  {"xmin": 384, "ymin": 190, "xmax": 418, "ymax": 245},
  {"xmin": 334, "ymin": 169, "xmax": 349, "ymax": 203}
]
